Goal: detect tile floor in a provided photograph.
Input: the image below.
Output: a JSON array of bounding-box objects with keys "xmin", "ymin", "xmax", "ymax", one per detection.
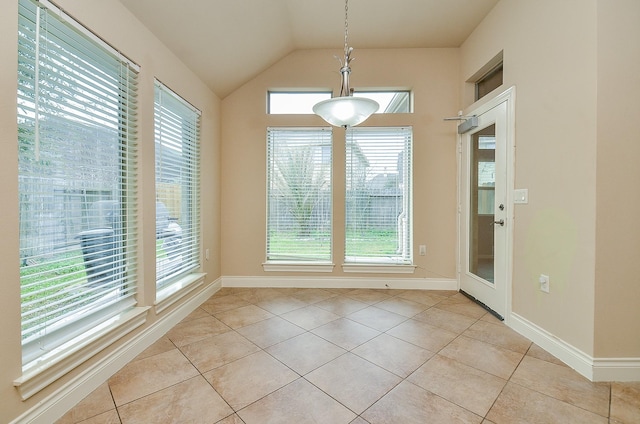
[{"xmin": 56, "ymin": 287, "xmax": 640, "ymax": 424}]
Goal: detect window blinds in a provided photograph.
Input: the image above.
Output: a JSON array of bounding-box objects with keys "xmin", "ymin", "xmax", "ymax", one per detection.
[
  {"xmin": 267, "ymin": 127, "xmax": 332, "ymax": 262},
  {"xmin": 345, "ymin": 127, "xmax": 413, "ymax": 264},
  {"xmin": 17, "ymin": 0, "xmax": 139, "ymax": 366},
  {"xmin": 154, "ymin": 81, "xmax": 201, "ymax": 290}
]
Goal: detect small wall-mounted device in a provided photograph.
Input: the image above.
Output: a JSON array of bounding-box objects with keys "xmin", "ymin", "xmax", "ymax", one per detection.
[
  {"xmin": 443, "ymin": 114, "xmax": 478, "ymax": 134},
  {"xmin": 457, "ymin": 116, "xmax": 479, "ymax": 134}
]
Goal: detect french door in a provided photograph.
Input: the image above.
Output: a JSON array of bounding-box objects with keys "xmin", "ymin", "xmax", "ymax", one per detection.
[{"xmin": 459, "ymin": 88, "xmax": 514, "ymax": 320}]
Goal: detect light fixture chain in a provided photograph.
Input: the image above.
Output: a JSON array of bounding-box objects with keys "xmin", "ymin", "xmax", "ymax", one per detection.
[
  {"xmin": 312, "ymin": 0, "xmax": 378, "ymax": 127},
  {"xmin": 344, "ymin": 0, "xmax": 349, "ymax": 56}
]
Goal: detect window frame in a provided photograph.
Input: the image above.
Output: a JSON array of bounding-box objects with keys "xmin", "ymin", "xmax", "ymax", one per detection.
[
  {"xmin": 343, "ymin": 126, "xmax": 414, "ymax": 271},
  {"xmin": 267, "ymin": 90, "xmax": 413, "ymax": 115},
  {"xmin": 15, "ymin": 0, "xmax": 146, "ymax": 398},
  {"xmin": 154, "ymin": 80, "xmax": 202, "ymax": 299},
  {"xmin": 264, "ymin": 127, "xmax": 334, "ymax": 271},
  {"xmin": 267, "ymin": 91, "xmax": 332, "ymax": 114},
  {"xmin": 353, "ymin": 90, "xmax": 413, "ymax": 114}
]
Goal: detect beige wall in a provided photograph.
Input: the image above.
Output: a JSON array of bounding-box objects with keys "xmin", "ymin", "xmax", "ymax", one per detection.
[
  {"xmin": 462, "ymin": 0, "xmax": 640, "ymax": 359},
  {"xmin": 2, "ymin": 0, "xmax": 638, "ymax": 420},
  {"xmin": 221, "ymin": 48, "xmax": 459, "ymax": 281},
  {"xmin": 594, "ymin": 0, "xmax": 640, "ymax": 357},
  {"xmin": 461, "ymin": 0, "xmax": 599, "ymax": 354},
  {"xmin": 0, "ymin": 2, "xmax": 23, "ymax": 420},
  {"xmin": 0, "ymin": 0, "xmax": 221, "ymax": 421}
]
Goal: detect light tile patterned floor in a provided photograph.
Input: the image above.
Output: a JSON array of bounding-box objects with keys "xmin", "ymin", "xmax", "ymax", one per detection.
[{"xmin": 56, "ymin": 288, "xmax": 640, "ymax": 424}]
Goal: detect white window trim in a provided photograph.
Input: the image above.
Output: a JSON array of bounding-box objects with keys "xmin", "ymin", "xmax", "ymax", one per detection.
[
  {"xmin": 14, "ymin": 306, "xmax": 149, "ymax": 400},
  {"xmin": 154, "ymin": 80, "xmax": 202, "ymax": 292},
  {"xmin": 342, "ymin": 263, "xmax": 416, "ymax": 274},
  {"xmin": 266, "ymin": 127, "xmax": 333, "ymax": 264},
  {"xmin": 155, "ymin": 272, "xmax": 206, "ymax": 314},
  {"xmin": 37, "ymin": 0, "xmax": 139, "ymax": 71},
  {"xmin": 17, "ymin": 0, "xmax": 141, "ymax": 387},
  {"xmin": 262, "ymin": 262, "xmax": 335, "ymax": 273},
  {"xmin": 344, "ymin": 126, "xmax": 414, "ymax": 265}
]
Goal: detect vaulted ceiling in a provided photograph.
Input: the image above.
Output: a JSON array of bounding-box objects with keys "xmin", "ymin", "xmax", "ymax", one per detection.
[{"xmin": 118, "ymin": 0, "xmax": 499, "ymax": 98}]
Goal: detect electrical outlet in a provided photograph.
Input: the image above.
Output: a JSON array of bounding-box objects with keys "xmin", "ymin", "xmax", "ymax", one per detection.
[
  {"xmin": 419, "ymin": 245, "xmax": 426, "ymax": 256},
  {"xmin": 539, "ymin": 274, "xmax": 550, "ymax": 293}
]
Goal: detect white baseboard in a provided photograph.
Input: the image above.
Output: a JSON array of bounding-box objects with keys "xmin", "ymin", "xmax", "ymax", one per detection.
[
  {"xmin": 592, "ymin": 358, "xmax": 640, "ymax": 382},
  {"xmin": 12, "ymin": 278, "xmax": 221, "ymax": 424},
  {"xmin": 221, "ymin": 275, "xmax": 458, "ymax": 291},
  {"xmin": 509, "ymin": 312, "xmax": 640, "ymax": 382}
]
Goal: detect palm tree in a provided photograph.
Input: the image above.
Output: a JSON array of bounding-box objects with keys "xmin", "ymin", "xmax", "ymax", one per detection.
[{"xmin": 273, "ymin": 144, "xmax": 329, "ymax": 238}]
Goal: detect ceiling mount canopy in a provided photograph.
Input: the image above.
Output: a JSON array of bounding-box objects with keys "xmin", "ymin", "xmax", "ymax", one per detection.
[{"xmin": 313, "ymin": 0, "xmax": 379, "ymax": 128}]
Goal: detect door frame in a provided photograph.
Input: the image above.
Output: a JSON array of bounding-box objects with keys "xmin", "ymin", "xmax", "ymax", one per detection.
[{"xmin": 457, "ymin": 86, "xmax": 516, "ymax": 323}]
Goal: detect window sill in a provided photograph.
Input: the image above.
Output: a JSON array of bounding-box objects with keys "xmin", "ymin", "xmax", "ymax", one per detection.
[
  {"xmin": 14, "ymin": 306, "xmax": 150, "ymax": 400},
  {"xmin": 155, "ymin": 272, "xmax": 206, "ymax": 314},
  {"xmin": 342, "ymin": 263, "xmax": 417, "ymax": 274},
  {"xmin": 262, "ymin": 262, "xmax": 335, "ymax": 273}
]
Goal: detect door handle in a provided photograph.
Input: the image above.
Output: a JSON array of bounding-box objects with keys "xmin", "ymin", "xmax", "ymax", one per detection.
[{"xmin": 491, "ymin": 219, "xmax": 505, "ymax": 226}]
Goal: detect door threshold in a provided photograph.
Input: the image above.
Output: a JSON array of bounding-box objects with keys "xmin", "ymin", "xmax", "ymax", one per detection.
[{"xmin": 459, "ymin": 290, "xmax": 504, "ymax": 321}]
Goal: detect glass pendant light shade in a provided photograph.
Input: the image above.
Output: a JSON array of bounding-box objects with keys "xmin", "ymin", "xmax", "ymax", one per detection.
[
  {"xmin": 313, "ymin": 96, "xmax": 379, "ymax": 127},
  {"xmin": 313, "ymin": 0, "xmax": 378, "ymax": 127}
]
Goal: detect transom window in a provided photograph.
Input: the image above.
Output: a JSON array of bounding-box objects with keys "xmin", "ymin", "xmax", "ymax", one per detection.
[
  {"xmin": 475, "ymin": 63, "xmax": 503, "ymax": 101},
  {"xmin": 353, "ymin": 91, "xmax": 412, "ymax": 113},
  {"xmin": 268, "ymin": 92, "xmax": 332, "ymax": 114},
  {"xmin": 267, "ymin": 90, "xmax": 412, "ymax": 114}
]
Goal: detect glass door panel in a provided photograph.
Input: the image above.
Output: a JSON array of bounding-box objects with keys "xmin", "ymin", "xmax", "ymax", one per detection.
[{"xmin": 468, "ymin": 126, "xmax": 496, "ymax": 283}]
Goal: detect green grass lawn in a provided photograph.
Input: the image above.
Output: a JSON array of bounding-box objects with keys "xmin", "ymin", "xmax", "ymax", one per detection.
[
  {"xmin": 21, "ymin": 230, "xmax": 398, "ymax": 337},
  {"xmin": 20, "ymin": 250, "xmax": 89, "ymax": 337},
  {"xmin": 268, "ymin": 229, "xmax": 398, "ymax": 257}
]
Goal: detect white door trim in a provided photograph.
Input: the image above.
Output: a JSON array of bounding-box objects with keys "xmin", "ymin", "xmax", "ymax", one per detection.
[{"xmin": 457, "ymin": 86, "xmax": 516, "ymax": 324}]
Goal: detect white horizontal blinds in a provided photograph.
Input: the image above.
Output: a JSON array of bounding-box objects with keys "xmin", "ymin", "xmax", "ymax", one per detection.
[
  {"xmin": 267, "ymin": 127, "xmax": 332, "ymax": 262},
  {"xmin": 345, "ymin": 127, "xmax": 413, "ymax": 264},
  {"xmin": 154, "ymin": 81, "xmax": 201, "ymax": 290},
  {"xmin": 17, "ymin": 0, "xmax": 139, "ymax": 366}
]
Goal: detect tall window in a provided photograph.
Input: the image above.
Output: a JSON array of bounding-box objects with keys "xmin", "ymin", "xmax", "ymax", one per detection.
[
  {"xmin": 266, "ymin": 128, "xmax": 332, "ymax": 262},
  {"xmin": 345, "ymin": 127, "xmax": 413, "ymax": 264},
  {"xmin": 17, "ymin": 0, "xmax": 139, "ymax": 367},
  {"xmin": 154, "ymin": 81, "xmax": 201, "ymax": 291}
]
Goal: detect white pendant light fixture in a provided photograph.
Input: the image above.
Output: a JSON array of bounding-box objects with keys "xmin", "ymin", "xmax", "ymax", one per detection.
[{"xmin": 313, "ymin": 0, "xmax": 379, "ymax": 127}]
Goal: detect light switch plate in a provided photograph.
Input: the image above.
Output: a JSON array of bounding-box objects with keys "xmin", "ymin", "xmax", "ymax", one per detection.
[{"xmin": 514, "ymin": 189, "xmax": 528, "ymax": 204}]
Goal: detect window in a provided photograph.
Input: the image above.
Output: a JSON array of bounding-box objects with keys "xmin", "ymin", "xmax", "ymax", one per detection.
[
  {"xmin": 353, "ymin": 91, "xmax": 412, "ymax": 113},
  {"xmin": 267, "ymin": 90, "xmax": 411, "ymax": 114},
  {"xmin": 475, "ymin": 63, "xmax": 503, "ymax": 101},
  {"xmin": 17, "ymin": 0, "xmax": 139, "ymax": 368},
  {"xmin": 154, "ymin": 81, "xmax": 201, "ymax": 291},
  {"xmin": 345, "ymin": 127, "xmax": 412, "ymax": 264},
  {"xmin": 476, "ymin": 134, "xmax": 496, "ymax": 215},
  {"xmin": 266, "ymin": 128, "xmax": 332, "ymax": 262},
  {"xmin": 268, "ymin": 91, "xmax": 332, "ymax": 114}
]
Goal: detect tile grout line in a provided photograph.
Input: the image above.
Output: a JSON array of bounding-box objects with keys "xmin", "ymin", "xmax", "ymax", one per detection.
[{"xmin": 77, "ymin": 288, "xmax": 612, "ymax": 424}]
